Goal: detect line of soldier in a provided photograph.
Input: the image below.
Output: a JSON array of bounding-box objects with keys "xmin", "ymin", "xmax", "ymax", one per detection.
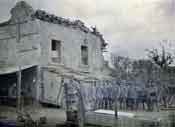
[{"xmin": 80, "ymin": 80, "xmax": 174, "ymax": 112}]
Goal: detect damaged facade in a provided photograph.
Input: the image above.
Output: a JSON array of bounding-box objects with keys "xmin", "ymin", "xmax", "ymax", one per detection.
[{"xmin": 0, "ymin": 1, "xmax": 112, "ymax": 106}]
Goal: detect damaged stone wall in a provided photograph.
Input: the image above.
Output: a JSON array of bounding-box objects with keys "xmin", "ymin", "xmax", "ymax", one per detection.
[
  {"xmin": 0, "ymin": 25, "xmax": 16, "ymax": 68},
  {"xmin": 41, "ymin": 69, "xmax": 63, "ymax": 105},
  {"xmin": 33, "ymin": 10, "xmax": 107, "ymax": 51},
  {"xmin": 37, "ymin": 19, "xmax": 107, "ymax": 104},
  {"xmin": 0, "ymin": 2, "xmax": 41, "ymax": 71},
  {"xmin": 38, "ymin": 17, "xmax": 104, "ymax": 76},
  {"xmin": 0, "ymin": 2, "xmax": 41, "ymax": 106},
  {"xmin": 0, "ymin": 1, "xmax": 112, "ymax": 107}
]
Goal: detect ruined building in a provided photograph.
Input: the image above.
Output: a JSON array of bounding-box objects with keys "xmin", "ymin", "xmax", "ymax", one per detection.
[{"xmin": 0, "ymin": 1, "xmax": 112, "ymax": 106}]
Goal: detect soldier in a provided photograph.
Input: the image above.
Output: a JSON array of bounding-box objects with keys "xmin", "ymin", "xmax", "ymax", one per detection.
[
  {"xmin": 118, "ymin": 84, "xmax": 122, "ymax": 110},
  {"xmin": 103, "ymin": 82, "xmax": 108, "ymax": 109},
  {"xmin": 135, "ymin": 86, "xmax": 143, "ymax": 111},
  {"xmin": 146, "ymin": 85, "xmax": 152, "ymax": 111},
  {"xmin": 105, "ymin": 82, "xmax": 109, "ymax": 109},
  {"xmin": 100, "ymin": 81, "xmax": 104, "ymax": 109},
  {"xmin": 88, "ymin": 83, "xmax": 94, "ymax": 110},
  {"xmin": 95, "ymin": 82, "xmax": 99, "ymax": 109},
  {"xmin": 114, "ymin": 82, "xmax": 120, "ymax": 110},
  {"xmin": 149, "ymin": 85, "xmax": 158, "ymax": 111},
  {"xmin": 142, "ymin": 86, "xmax": 148, "ymax": 111},
  {"xmin": 107, "ymin": 82, "xmax": 113, "ymax": 109},
  {"xmin": 126, "ymin": 85, "xmax": 136, "ymax": 111},
  {"xmin": 159, "ymin": 85, "xmax": 164, "ymax": 106},
  {"xmin": 111, "ymin": 82, "xmax": 118, "ymax": 109},
  {"xmin": 96, "ymin": 81, "xmax": 103, "ymax": 109},
  {"xmin": 119, "ymin": 83, "xmax": 128, "ymax": 110},
  {"xmin": 84, "ymin": 83, "xmax": 91, "ymax": 110},
  {"xmin": 91, "ymin": 82, "xmax": 97, "ymax": 110},
  {"xmin": 133, "ymin": 86, "xmax": 138, "ymax": 110}
]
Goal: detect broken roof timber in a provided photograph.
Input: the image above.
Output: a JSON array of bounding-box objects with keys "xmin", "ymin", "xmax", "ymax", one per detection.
[
  {"xmin": 33, "ymin": 10, "xmax": 107, "ymax": 50},
  {"xmin": 0, "ymin": 1, "xmax": 107, "ymax": 50}
]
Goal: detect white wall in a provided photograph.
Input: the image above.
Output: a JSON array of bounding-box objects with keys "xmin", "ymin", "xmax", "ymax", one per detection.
[
  {"xmin": 0, "ymin": 20, "xmax": 41, "ymax": 70},
  {"xmin": 39, "ymin": 20, "xmax": 104, "ymax": 75}
]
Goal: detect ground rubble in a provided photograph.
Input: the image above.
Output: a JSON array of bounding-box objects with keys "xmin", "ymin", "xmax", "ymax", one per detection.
[{"xmin": 0, "ymin": 105, "xmax": 66, "ymax": 127}]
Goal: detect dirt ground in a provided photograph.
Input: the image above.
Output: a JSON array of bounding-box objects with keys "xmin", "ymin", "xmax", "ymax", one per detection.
[
  {"xmin": 0, "ymin": 105, "xmax": 173, "ymax": 127},
  {"xmin": 0, "ymin": 105, "xmax": 66, "ymax": 125}
]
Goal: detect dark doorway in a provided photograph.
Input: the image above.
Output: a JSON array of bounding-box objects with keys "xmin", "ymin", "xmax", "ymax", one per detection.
[
  {"xmin": 0, "ymin": 66, "xmax": 38, "ymax": 106},
  {"xmin": 0, "ymin": 72, "xmax": 17, "ymax": 106}
]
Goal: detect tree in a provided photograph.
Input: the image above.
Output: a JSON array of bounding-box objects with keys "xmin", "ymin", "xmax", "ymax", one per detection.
[
  {"xmin": 111, "ymin": 54, "xmax": 132, "ymax": 81},
  {"xmin": 146, "ymin": 41, "xmax": 175, "ymax": 107},
  {"xmin": 146, "ymin": 41, "xmax": 174, "ymax": 69},
  {"xmin": 132, "ymin": 59, "xmax": 159, "ymax": 86}
]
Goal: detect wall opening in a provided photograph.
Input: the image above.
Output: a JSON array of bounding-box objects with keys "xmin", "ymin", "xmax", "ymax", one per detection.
[
  {"xmin": 51, "ymin": 40, "xmax": 61, "ymax": 63},
  {"xmin": 81, "ymin": 45, "xmax": 88, "ymax": 65},
  {"xmin": 0, "ymin": 66, "xmax": 38, "ymax": 106},
  {"xmin": 0, "ymin": 72, "xmax": 17, "ymax": 106}
]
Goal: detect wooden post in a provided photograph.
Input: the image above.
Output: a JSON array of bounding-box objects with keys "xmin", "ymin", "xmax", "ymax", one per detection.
[
  {"xmin": 77, "ymin": 87, "xmax": 85, "ymax": 127},
  {"xmin": 64, "ymin": 78, "xmax": 85, "ymax": 127},
  {"xmin": 56, "ymin": 77, "xmax": 64, "ymax": 106},
  {"xmin": 113, "ymin": 96, "xmax": 119, "ymax": 127},
  {"xmin": 16, "ymin": 20, "xmax": 22, "ymax": 113},
  {"xmin": 64, "ymin": 82, "xmax": 69, "ymax": 114},
  {"xmin": 37, "ymin": 66, "xmax": 40, "ymax": 102},
  {"xmin": 114, "ymin": 97, "xmax": 118, "ymax": 119},
  {"xmin": 17, "ymin": 66, "xmax": 22, "ymax": 112},
  {"xmin": 64, "ymin": 81, "xmax": 74, "ymax": 125}
]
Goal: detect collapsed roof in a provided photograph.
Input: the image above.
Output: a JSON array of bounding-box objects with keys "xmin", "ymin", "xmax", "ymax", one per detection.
[
  {"xmin": 33, "ymin": 10, "xmax": 107, "ymax": 50},
  {"xmin": 0, "ymin": 1, "xmax": 108, "ymax": 50}
]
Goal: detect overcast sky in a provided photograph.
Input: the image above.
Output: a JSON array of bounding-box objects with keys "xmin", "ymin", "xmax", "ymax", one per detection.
[{"xmin": 0, "ymin": 0, "xmax": 175, "ymax": 59}]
